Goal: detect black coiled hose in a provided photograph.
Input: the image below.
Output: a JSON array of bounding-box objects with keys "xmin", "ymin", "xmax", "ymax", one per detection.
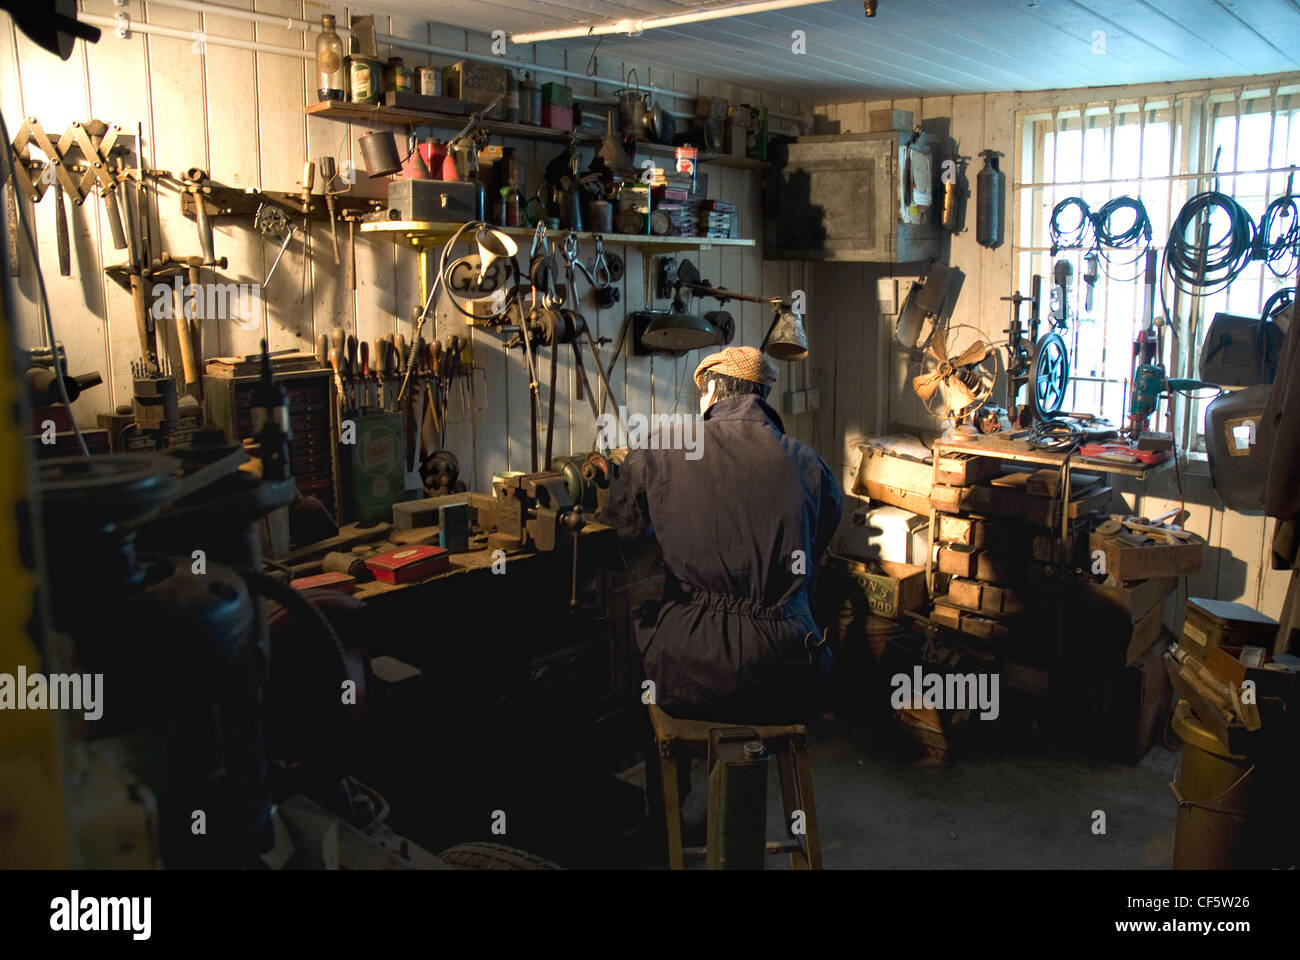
[
  {"xmin": 1257, "ymin": 193, "xmax": 1299, "ymax": 278},
  {"xmin": 1049, "ymin": 196, "xmax": 1151, "ymax": 277},
  {"xmin": 1163, "ymin": 190, "xmax": 1257, "ymax": 298}
]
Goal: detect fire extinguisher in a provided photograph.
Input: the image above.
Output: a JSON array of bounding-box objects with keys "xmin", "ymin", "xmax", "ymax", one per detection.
[{"xmin": 977, "ymin": 149, "xmax": 1004, "ymax": 249}]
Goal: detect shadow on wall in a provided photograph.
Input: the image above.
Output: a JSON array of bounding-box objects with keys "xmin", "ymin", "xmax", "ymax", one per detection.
[{"xmin": 762, "ymin": 138, "xmax": 827, "ymax": 260}]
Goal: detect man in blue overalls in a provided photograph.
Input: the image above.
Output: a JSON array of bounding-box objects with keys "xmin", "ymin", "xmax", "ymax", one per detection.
[{"xmin": 602, "ymin": 345, "xmax": 843, "ymax": 724}]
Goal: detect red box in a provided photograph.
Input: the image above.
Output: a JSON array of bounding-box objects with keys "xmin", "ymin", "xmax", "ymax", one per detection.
[
  {"xmin": 290, "ymin": 572, "xmax": 356, "ymax": 594},
  {"xmin": 365, "ymin": 545, "xmax": 450, "ymax": 584},
  {"xmin": 541, "ymin": 105, "xmax": 573, "ymax": 132}
]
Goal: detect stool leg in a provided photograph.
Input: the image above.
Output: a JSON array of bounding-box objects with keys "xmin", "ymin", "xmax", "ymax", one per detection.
[
  {"xmin": 776, "ymin": 751, "xmax": 808, "ymax": 870},
  {"xmin": 793, "ymin": 746, "xmax": 822, "ymax": 870},
  {"xmin": 659, "ymin": 752, "xmax": 684, "ymax": 870}
]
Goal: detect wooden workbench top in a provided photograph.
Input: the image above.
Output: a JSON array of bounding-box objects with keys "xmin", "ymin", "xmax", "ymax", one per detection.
[{"xmin": 935, "ymin": 434, "xmax": 1171, "ymax": 480}]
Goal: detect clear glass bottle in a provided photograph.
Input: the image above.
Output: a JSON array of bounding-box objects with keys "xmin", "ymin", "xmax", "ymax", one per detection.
[{"xmin": 316, "ymin": 15, "xmax": 345, "ymax": 102}]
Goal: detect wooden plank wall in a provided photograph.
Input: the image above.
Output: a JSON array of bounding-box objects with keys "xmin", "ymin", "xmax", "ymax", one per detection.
[
  {"xmin": 0, "ymin": 4, "xmax": 804, "ymax": 500},
  {"xmin": 807, "ymin": 84, "xmax": 1289, "ymax": 623}
]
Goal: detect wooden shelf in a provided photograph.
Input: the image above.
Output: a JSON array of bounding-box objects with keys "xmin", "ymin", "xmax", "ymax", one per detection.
[
  {"xmin": 305, "ymin": 101, "xmax": 770, "ymax": 171},
  {"xmin": 360, "ymin": 219, "xmax": 755, "ymax": 251}
]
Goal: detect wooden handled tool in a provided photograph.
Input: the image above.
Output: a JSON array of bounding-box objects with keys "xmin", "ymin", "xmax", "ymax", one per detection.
[{"xmin": 54, "ymin": 182, "xmax": 70, "ymax": 276}]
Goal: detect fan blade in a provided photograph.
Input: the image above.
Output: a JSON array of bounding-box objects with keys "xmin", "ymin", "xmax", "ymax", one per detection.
[
  {"xmin": 947, "ymin": 378, "xmax": 977, "ymax": 414},
  {"xmin": 912, "ymin": 371, "xmax": 943, "ymax": 402},
  {"xmin": 950, "ymin": 340, "xmax": 988, "ymax": 368},
  {"xmin": 926, "ymin": 325, "xmax": 949, "ymax": 364}
]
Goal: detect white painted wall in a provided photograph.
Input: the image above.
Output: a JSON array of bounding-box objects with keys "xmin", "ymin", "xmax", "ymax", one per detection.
[
  {"xmin": 807, "ymin": 74, "xmax": 1297, "ymax": 625},
  {"xmin": 1, "ymin": 3, "xmax": 813, "ymax": 494}
]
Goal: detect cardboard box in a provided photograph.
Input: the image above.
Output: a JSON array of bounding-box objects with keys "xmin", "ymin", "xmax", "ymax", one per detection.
[
  {"xmin": 540, "ymin": 82, "xmax": 572, "ymax": 106},
  {"xmin": 938, "ymin": 544, "xmax": 980, "ymax": 578},
  {"xmin": 1181, "ymin": 597, "xmax": 1277, "ymax": 661},
  {"xmin": 937, "ymin": 514, "xmax": 987, "ymax": 548},
  {"xmin": 541, "ymin": 105, "xmax": 574, "ymax": 131},
  {"xmin": 869, "ymin": 108, "xmax": 913, "ymax": 132},
  {"xmin": 1090, "ymin": 531, "xmax": 1205, "ymax": 581},
  {"xmin": 839, "ymin": 558, "xmax": 928, "ymax": 619},
  {"xmin": 853, "ymin": 446, "xmax": 933, "ymax": 515}
]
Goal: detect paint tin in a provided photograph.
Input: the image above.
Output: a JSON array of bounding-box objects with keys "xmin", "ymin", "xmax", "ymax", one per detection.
[
  {"xmin": 358, "ymin": 131, "xmax": 402, "ymax": 178},
  {"xmin": 416, "ymin": 65, "xmax": 443, "ymax": 97},
  {"xmin": 348, "ymin": 56, "xmax": 381, "ymax": 104}
]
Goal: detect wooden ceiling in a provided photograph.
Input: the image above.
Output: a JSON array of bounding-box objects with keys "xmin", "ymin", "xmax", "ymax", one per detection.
[{"xmin": 374, "ymin": 0, "xmax": 1300, "ymax": 103}]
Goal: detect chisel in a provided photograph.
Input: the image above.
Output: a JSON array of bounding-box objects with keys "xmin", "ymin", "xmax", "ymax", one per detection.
[{"xmin": 54, "ymin": 182, "xmax": 70, "ymax": 276}]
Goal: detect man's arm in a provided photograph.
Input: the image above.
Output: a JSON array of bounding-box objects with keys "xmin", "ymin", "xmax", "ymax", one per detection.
[{"xmin": 598, "ymin": 448, "xmax": 654, "ymax": 543}]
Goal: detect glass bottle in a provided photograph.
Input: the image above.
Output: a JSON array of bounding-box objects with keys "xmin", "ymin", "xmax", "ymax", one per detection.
[{"xmin": 316, "ymin": 15, "xmax": 345, "ymax": 102}]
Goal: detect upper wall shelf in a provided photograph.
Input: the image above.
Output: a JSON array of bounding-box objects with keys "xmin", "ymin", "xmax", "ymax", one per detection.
[
  {"xmin": 305, "ymin": 102, "xmax": 771, "ymax": 171},
  {"xmin": 361, "ymin": 220, "xmax": 756, "ymax": 251}
]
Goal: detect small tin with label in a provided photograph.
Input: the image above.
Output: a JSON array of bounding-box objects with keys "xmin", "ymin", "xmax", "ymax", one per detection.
[
  {"xmin": 365, "ymin": 545, "xmax": 450, "ymax": 584},
  {"xmin": 416, "ymin": 65, "xmax": 443, "ymax": 97}
]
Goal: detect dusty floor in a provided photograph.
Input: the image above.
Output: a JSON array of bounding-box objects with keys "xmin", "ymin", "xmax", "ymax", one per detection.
[{"xmin": 657, "ymin": 721, "xmax": 1182, "ymax": 870}]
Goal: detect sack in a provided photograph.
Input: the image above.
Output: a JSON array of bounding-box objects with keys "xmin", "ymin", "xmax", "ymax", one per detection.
[{"xmin": 1199, "ymin": 312, "xmax": 1283, "ymax": 386}]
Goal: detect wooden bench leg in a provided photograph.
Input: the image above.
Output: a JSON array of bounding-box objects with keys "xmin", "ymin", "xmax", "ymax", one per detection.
[
  {"xmin": 775, "ymin": 751, "xmax": 807, "ymax": 870},
  {"xmin": 659, "ymin": 753, "xmax": 684, "ymax": 870},
  {"xmin": 793, "ymin": 747, "xmax": 822, "ymax": 870}
]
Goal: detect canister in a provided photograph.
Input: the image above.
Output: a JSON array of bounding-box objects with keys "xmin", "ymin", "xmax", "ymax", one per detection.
[
  {"xmin": 348, "ymin": 56, "xmax": 382, "ymax": 104},
  {"xmin": 385, "ymin": 57, "xmax": 413, "ymax": 94},
  {"xmin": 416, "ymin": 65, "xmax": 442, "ymax": 97}
]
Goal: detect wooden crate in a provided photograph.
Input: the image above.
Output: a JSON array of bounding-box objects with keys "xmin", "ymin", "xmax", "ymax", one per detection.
[{"xmin": 1090, "ymin": 531, "xmax": 1205, "ymax": 581}]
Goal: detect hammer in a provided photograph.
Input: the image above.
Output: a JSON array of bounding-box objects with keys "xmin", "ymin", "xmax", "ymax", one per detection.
[{"xmin": 184, "ymin": 167, "xmax": 215, "ymax": 263}]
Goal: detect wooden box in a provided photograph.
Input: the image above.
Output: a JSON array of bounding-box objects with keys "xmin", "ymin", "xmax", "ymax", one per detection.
[
  {"xmin": 1064, "ymin": 639, "xmax": 1172, "ymax": 764},
  {"xmin": 935, "ymin": 453, "xmax": 1001, "ymax": 486},
  {"xmin": 443, "ymin": 61, "xmax": 508, "ymax": 109},
  {"xmin": 938, "ymin": 544, "xmax": 980, "ymax": 578},
  {"xmin": 1090, "ymin": 531, "xmax": 1205, "ymax": 581},
  {"xmin": 937, "ymin": 514, "xmax": 987, "ymax": 548},
  {"xmin": 853, "ymin": 445, "xmax": 932, "ymax": 515},
  {"xmin": 869, "ymin": 108, "xmax": 913, "ymax": 132},
  {"xmin": 840, "ymin": 558, "xmax": 928, "ymax": 619},
  {"xmin": 764, "ymin": 131, "xmax": 940, "ymax": 262}
]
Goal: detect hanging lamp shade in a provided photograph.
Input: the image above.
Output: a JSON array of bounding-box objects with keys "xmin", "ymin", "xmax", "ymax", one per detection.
[
  {"xmin": 641, "ymin": 310, "xmax": 721, "ymax": 352},
  {"xmin": 763, "ymin": 306, "xmax": 808, "ymax": 361}
]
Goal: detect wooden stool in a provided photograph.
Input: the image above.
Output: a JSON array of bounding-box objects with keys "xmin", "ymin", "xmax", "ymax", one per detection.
[{"xmin": 648, "ymin": 703, "xmax": 822, "ymax": 870}]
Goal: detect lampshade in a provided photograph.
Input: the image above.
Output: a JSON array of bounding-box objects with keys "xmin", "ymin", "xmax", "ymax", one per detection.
[
  {"xmin": 764, "ymin": 307, "xmax": 808, "ymax": 361},
  {"xmin": 642, "ymin": 310, "xmax": 722, "ymax": 352}
]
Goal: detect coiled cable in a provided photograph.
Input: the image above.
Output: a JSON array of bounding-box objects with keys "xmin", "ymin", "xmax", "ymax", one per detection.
[
  {"xmin": 1049, "ymin": 195, "xmax": 1151, "ymax": 276},
  {"xmin": 1257, "ymin": 192, "xmax": 1299, "ymax": 278},
  {"xmin": 1162, "ymin": 190, "xmax": 1257, "ymax": 299}
]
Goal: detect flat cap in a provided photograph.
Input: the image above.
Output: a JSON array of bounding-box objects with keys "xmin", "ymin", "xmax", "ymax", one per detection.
[{"xmin": 693, "ymin": 345, "xmax": 778, "ymax": 389}]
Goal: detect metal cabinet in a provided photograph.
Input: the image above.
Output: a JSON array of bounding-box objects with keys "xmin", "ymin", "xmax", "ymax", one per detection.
[{"xmin": 763, "ymin": 131, "xmax": 939, "ymax": 263}]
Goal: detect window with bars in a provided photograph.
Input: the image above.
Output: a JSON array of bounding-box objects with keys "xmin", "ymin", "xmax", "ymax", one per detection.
[{"xmin": 1013, "ymin": 83, "xmax": 1299, "ymax": 451}]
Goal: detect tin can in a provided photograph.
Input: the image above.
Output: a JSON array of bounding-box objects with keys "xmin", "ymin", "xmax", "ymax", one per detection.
[
  {"xmin": 348, "ymin": 57, "xmax": 381, "ymax": 104},
  {"xmin": 385, "ymin": 57, "xmax": 413, "ymax": 94},
  {"xmin": 416, "ymin": 65, "xmax": 442, "ymax": 97}
]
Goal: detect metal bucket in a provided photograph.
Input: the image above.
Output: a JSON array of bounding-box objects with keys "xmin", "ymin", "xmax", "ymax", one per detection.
[{"xmin": 358, "ymin": 131, "xmax": 402, "ymax": 178}]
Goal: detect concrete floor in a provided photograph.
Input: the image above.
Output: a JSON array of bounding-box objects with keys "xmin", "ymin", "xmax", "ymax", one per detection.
[{"xmin": 737, "ymin": 726, "xmax": 1182, "ymax": 869}]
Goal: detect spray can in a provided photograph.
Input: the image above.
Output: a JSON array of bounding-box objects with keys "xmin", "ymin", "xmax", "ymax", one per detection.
[{"xmin": 976, "ymin": 149, "xmax": 1004, "ymax": 249}]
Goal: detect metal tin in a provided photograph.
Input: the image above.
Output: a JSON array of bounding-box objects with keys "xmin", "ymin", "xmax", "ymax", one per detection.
[
  {"xmin": 358, "ymin": 131, "xmax": 402, "ymax": 178},
  {"xmin": 519, "ymin": 73, "xmax": 541, "ymax": 125},
  {"xmin": 348, "ymin": 56, "xmax": 381, "ymax": 104},
  {"xmin": 385, "ymin": 57, "xmax": 413, "ymax": 94},
  {"xmin": 416, "ymin": 65, "xmax": 442, "ymax": 97}
]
